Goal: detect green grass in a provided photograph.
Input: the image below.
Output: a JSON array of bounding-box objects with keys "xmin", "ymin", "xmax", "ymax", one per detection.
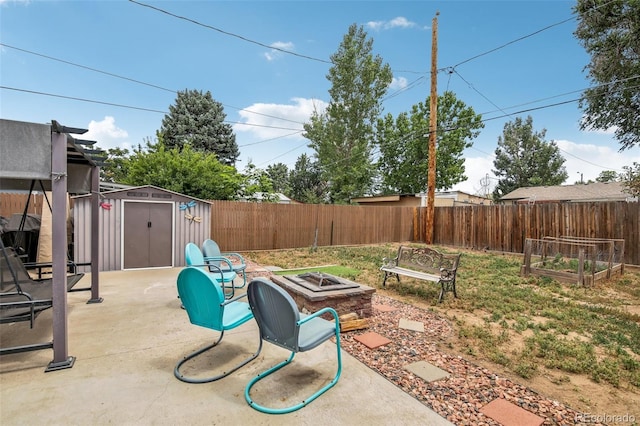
[
  {"xmin": 272, "ymin": 265, "xmax": 361, "ymax": 281},
  {"xmin": 243, "ymin": 243, "xmax": 640, "ymax": 390}
]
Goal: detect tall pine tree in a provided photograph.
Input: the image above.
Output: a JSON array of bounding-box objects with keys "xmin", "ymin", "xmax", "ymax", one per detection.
[{"xmin": 160, "ymin": 89, "xmax": 239, "ymax": 165}]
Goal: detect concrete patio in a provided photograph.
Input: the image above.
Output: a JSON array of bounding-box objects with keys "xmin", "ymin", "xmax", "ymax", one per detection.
[{"xmin": 1, "ymin": 267, "xmax": 452, "ymax": 426}]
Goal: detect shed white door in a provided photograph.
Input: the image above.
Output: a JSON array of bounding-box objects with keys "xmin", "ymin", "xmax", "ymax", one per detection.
[{"xmin": 123, "ymin": 202, "xmax": 173, "ymax": 269}]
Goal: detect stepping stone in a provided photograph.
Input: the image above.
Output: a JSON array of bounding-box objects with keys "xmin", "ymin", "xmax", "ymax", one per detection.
[
  {"xmin": 405, "ymin": 360, "xmax": 450, "ymax": 382},
  {"xmin": 354, "ymin": 332, "xmax": 392, "ymax": 349},
  {"xmin": 480, "ymin": 398, "xmax": 544, "ymax": 426},
  {"xmin": 373, "ymin": 304, "xmax": 397, "ymax": 312},
  {"xmin": 263, "ymin": 266, "xmax": 283, "ymax": 271},
  {"xmin": 399, "ymin": 318, "xmax": 424, "ymax": 332}
]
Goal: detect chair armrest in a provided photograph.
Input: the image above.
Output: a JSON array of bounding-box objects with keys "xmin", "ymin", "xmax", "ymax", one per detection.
[
  {"xmin": 203, "ymin": 256, "xmax": 234, "ymax": 270},
  {"xmin": 298, "ymin": 307, "xmax": 340, "ymax": 325},
  {"xmin": 221, "ymin": 292, "xmax": 248, "ymax": 306},
  {"xmin": 221, "ymin": 252, "xmax": 246, "ymax": 265}
]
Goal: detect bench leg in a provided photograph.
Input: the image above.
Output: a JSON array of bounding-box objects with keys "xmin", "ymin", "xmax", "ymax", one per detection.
[
  {"xmin": 382, "ymin": 272, "xmax": 400, "ymax": 287},
  {"xmin": 438, "ymin": 280, "xmax": 457, "ymax": 303}
]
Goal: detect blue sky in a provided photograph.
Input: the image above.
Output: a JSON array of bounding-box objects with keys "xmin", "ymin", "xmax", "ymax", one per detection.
[{"xmin": 1, "ymin": 0, "xmax": 639, "ymax": 195}]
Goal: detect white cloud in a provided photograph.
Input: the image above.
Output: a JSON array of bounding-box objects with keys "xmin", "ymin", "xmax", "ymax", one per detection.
[
  {"xmin": 83, "ymin": 116, "xmax": 131, "ymax": 151},
  {"xmin": 264, "ymin": 41, "xmax": 294, "ymax": 61},
  {"xmin": 389, "ymin": 76, "xmax": 408, "ymax": 90},
  {"xmin": 234, "ymin": 98, "xmax": 328, "ymax": 168},
  {"xmin": 451, "ymin": 155, "xmax": 496, "ymax": 196},
  {"xmin": 234, "ymin": 97, "xmax": 328, "ymax": 141},
  {"xmin": 555, "ymin": 139, "xmax": 640, "ymax": 183},
  {"xmin": 366, "ymin": 16, "xmax": 418, "ymax": 31}
]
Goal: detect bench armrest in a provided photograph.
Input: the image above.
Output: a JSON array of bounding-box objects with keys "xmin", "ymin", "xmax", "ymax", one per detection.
[
  {"xmin": 380, "ymin": 256, "xmax": 398, "ymax": 269},
  {"xmin": 439, "ymin": 267, "xmax": 457, "ymax": 281}
]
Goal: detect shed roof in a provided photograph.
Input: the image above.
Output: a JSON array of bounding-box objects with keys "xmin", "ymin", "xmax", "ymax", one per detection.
[
  {"xmin": 500, "ymin": 182, "xmax": 629, "ymax": 202},
  {"xmin": 71, "ymin": 184, "xmax": 212, "ymax": 204}
]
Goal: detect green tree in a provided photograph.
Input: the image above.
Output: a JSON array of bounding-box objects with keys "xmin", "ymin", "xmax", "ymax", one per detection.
[
  {"xmin": 266, "ymin": 163, "xmax": 290, "ymax": 194},
  {"xmin": 376, "ymin": 91, "xmax": 484, "ymax": 193},
  {"xmin": 621, "ymin": 162, "xmax": 640, "ymax": 196},
  {"xmin": 122, "ymin": 139, "xmax": 243, "ymax": 200},
  {"xmin": 492, "ymin": 116, "xmax": 568, "ymax": 200},
  {"xmin": 303, "ymin": 23, "xmax": 393, "ymax": 204},
  {"xmin": 596, "ymin": 170, "xmax": 620, "ymax": 183},
  {"xmin": 239, "ymin": 162, "xmax": 278, "ymax": 202},
  {"xmin": 159, "ymin": 89, "xmax": 239, "ymax": 165},
  {"xmin": 100, "ymin": 146, "xmax": 131, "ymax": 183},
  {"xmin": 574, "ymin": 0, "xmax": 640, "ymax": 150},
  {"xmin": 289, "ymin": 153, "xmax": 327, "ymax": 203}
]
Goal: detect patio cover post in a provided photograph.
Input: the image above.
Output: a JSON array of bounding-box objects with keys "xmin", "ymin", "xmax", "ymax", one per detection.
[
  {"xmin": 88, "ymin": 166, "xmax": 102, "ymax": 304},
  {"xmin": 47, "ymin": 130, "xmax": 75, "ymax": 371}
]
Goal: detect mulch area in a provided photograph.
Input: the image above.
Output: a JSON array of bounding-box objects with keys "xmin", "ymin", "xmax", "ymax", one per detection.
[{"xmin": 339, "ymin": 293, "xmax": 603, "ymax": 426}]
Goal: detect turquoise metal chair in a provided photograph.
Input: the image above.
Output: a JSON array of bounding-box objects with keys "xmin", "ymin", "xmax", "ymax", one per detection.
[
  {"xmin": 185, "ymin": 242, "xmax": 236, "ymax": 299},
  {"xmin": 244, "ymin": 277, "xmax": 342, "ymax": 414},
  {"xmin": 202, "ymin": 239, "xmax": 247, "ymax": 288},
  {"xmin": 174, "ymin": 267, "xmax": 261, "ymax": 383}
]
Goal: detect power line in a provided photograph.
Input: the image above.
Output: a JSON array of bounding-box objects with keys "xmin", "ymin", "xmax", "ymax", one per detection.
[
  {"xmin": 450, "ymin": 15, "xmax": 577, "ymax": 69},
  {"xmin": 129, "ymin": 0, "xmax": 332, "ymax": 65},
  {"xmin": 443, "ymin": 0, "xmax": 620, "ymax": 71},
  {"xmin": 0, "ymin": 42, "xmax": 308, "ymax": 126},
  {"xmin": 0, "ymin": 86, "xmax": 168, "ymax": 114},
  {"xmin": 238, "ymin": 131, "xmax": 304, "ymax": 148},
  {"xmin": 0, "ymin": 86, "xmax": 304, "ymax": 132}
]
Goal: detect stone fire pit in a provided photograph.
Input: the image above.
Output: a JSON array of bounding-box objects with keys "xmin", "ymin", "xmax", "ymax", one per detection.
[{"xmin": 270, "ymin": 273, "xmax": 376, "ymax": 319}]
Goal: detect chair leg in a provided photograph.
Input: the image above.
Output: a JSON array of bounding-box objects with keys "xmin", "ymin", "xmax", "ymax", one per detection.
[
  {"xmin": 245, "ymin": 335, "xmax": 342, "ymax": 414},
  {"xmin": 174, "ymin": 331, "xmax": 262, "ymax": 384},
  {"xmin": 233, "ymin": 269, "xmax": 247, "ymax": 289}
]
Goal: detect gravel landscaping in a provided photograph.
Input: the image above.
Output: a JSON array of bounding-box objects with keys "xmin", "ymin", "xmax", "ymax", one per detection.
[{"xmin": 339, "ymin": 293, "xmax": 605, "ymax": 426}]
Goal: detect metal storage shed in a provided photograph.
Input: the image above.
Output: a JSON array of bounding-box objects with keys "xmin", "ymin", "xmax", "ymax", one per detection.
[{"xmin": 72, "ymin": 185, "xmax": 211, "ymax": 272}]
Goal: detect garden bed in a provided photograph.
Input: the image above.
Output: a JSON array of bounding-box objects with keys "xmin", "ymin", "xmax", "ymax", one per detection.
[{"xmin": 521, "ymin": 237, "xmax": 625, "ymax": 287}]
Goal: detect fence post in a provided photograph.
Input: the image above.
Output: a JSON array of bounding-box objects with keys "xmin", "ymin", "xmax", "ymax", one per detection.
[
  {"xmin": 578, "ymin": 248, "xmax": 585, "ymax": 287},
  {"xmin": 523, "ymin": 239, "xmax": 532, "ymax": 277}
]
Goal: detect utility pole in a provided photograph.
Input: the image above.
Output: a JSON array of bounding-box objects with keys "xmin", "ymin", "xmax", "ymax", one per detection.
[{"xmin": 425, "ymin": 11, "xmax": 439, "ymax": 244}]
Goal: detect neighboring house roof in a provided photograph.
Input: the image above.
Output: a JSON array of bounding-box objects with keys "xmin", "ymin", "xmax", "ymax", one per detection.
[
  {"xmin": 500, "ymin": 182, "xmax": 630, "ymax": 203},
  {"xmin": 352, "ymin": 191, "xmax": 491, "ymax": 205},
  {"xmin": 239, "ymin": 192, "xmax": 294, "ymax": 204}
]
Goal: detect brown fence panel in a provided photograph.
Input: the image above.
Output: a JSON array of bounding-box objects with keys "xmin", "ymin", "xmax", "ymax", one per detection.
[
  {"xmin": 433, "ymin": 202, "xmax": 639, "ymax": 265},
  {"xmin": 0, "ymin": 193, "xmax": 44, "ymax": 218},
  {"xmin": 209, "ymin": 201, "xmax": 417, "ymax": 252}
]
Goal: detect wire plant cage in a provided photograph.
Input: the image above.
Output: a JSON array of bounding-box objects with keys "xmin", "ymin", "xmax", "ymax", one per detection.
[{"xmin": 521, "ymin": 236, "xmax": 625, "ymax": 287}]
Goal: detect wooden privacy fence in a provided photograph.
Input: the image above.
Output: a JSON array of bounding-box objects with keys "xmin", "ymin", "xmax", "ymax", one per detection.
[
  {"xmin": 2, "ymin": 193, "xmax": 639, "ymax": 265},
  {"xmin": 208, "ymin": 201, "xmax": 417, "ymax": 251},
  {"xmin": 432, "ymin": 202, "xmax": 639, "ymax": 265},
  {"xmin": 210, "ymin": 201, "xmax": 638, "ymax": 265}
]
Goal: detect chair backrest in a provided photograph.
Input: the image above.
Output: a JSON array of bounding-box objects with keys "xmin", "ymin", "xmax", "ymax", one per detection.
[
  {"xmin": 247, "ymin": 278, "xmax": 301, "ymax": 352},
  {"xmin": 185, "ymin": 243, "xmax": 206, "ymax": 268},
  {"xmin": 201, "ymin": 239, "xmax": 222, "ymax": 268},
  {"xmin": 177, "ymin": 267, "xmax": 225, "ymax": 330},
  {"xmin": 0, "ymin": 239, "xmax": 34, "ymax": 293}
]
